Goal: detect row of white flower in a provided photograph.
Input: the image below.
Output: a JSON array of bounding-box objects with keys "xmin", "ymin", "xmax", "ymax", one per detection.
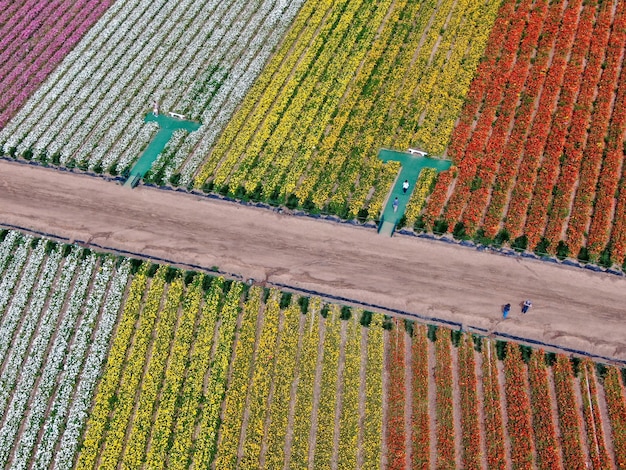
[
  {"xmin": 0, "ymin": 231, "xmax": 136, "ymax": 470},
  {"xmin": 0, "ymin": 252, "xmax": 96, "ymax": 467},
  {"xmin": 27, "ymin": 257, "xmax": 112, "ymax": 470},
  {"xmin": 0, "ymin": 231, "xmax": 19, "ymax": 276},
  {"xmin": 0, "ymin": 0, "xmax": 146, "ymax": 149},
  {"xmin": 0, "ymin": 248, "xmax": 88, "ymax": 467},
  {"xmin": 51, "ymin": 260, "xmax": 131, "ymax": 470},
  {"xmin": 6, "ymin": 249, "xmax": 80, "ymax": 470},
  {"xmin": 174, "ymin": 0, "xmax": 305, "ymax": 184},
  {"xmin": 0, "ymin": 236, "xmax": 29, "ymax": 319},
  {"xmin": 0, "ymin": 237, "xmax": 46, "ymax": 367},
  {"xmin": 0, "ymin": 0, "xmax": 304, "ymax": 181},
  {"xmin": 2, "ymin": 2, "xmax": 136, "ymax": 146},
  {"xmin": 0, "ymin": 246, "xmax": 62, "ymax": 421}
]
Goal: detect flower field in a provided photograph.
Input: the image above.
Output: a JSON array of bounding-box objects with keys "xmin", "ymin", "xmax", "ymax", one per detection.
[
  {"xmin": 385, "ymin": 318, "xmax": 626, "ymax": 469},
  {"xmin": 194, "ymin": 0, "xmax": 501, "ymax": 218},
  {"xmin": 0, "ymin": 0, "xmax": 626, "ymax": 268},
  {"xmin": 425, "ymin": 0, "xmax": 626, "ymax": 266},
  {"xmin": 0, "ymin": 0, "xmax": 114, "ymax": 129},
  {"xmin": 1, "ymin": 229, "xmax": 626, "ymax": 468},
  {"xmin": 0, "ymin": 0, "xmax": 305, "ymax": 180},
  {"xmin": 0, "ymin": 0, "xmax": 500, "ymax": 219}
]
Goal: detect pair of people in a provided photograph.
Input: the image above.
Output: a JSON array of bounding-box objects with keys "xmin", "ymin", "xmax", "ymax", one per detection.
[
  {"xmin": 392, "ymin": 180, "xmax": 411, "ymax": 213},
  {"xmin": 503, "ymin": 300, "xmax": 532, "ymax": 318}
]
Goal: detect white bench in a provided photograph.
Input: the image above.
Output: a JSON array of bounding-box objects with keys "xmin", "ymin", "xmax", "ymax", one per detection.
[
  {"xmin": 168, "ymin": 112, "xmax": 186, "ymax": 120},
  {"xmin": 408, "ymin": 148, "xmax": 427, "ymax": 157}
]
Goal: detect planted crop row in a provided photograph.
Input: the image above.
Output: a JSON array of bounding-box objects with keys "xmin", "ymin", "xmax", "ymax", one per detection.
[{"xmin": 386, "ymin": 320, "xmax": 407, "ymax": 469}]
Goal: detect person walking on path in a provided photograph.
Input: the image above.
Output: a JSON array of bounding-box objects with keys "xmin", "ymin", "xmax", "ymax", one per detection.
[
  {"xmin": 503, "ymin": 303, "xmax": 511, "ymax": 318},
  {"xmin": 522, "ymin": 299, "xmax": 532, "ymax": 313},
  {"xmin": 392, "ymin": 197, "xmax": 399, "ymax": 212},
  {"xmin": 402, "ymin": 179, "xmax": 409, "ymax": 193}
]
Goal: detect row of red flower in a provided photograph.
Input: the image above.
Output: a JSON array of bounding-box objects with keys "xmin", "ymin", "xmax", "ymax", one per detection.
[
  {"xmin": 424, "ymin": 0, "xmax": 626, "ymax": 265},
  {"xmin": 502, "ymin": 0, "xmax": 583, "ymax": 239},
  {"xmin": 424, "ymin": 0, "xmax": 518, "ymax": 226},
  {"xmin": 528, "ymin": 350, "xmax": 562, "ymax": 469},
  {"xmin": 461, "ymin": 0, "xmax": 550, "ymax": 233},
  {"xmin": 586, "ymin": 0, "xmax": 626, "ymax": 257},
  {"xmin": 503, "ymin": 343, "xmax": 535, "ymax": 469},
  {"xmin": 543, "ymin": 0, "xmax": 613, "ymax": 251},
  {"xmin": 386, "ymin": 326, "xmax": 626, "ymax": 469},
  {"xmin": 458, "ymin": 334, "xmax": 481, "ymax": 469},
  {"xmin": 522, "ymin": 0, "xmax": 597, "ymax": 249},
  {"xmin": 581, "ymin": 359, "xmax": 613, "ymax": 468},
  {"xmin": 552, "ymin": 355, "xmax": 587, "ymax": 469},
  {"xmin": 604, "ymin": 367, "xmax": 626, "ymax": 468},
  {"xmin": 441, "ymin": 0, "xmax": 535, "ymax": 227},
  {"xmin": 564, "ymin": 0, "xmax": 626, "ymax": 258},
  {"xmin": 481, "ymin": 341, "xmax": 507, "ymax": 469},
  {"xmin": 434, "ymin": 332, "xmax": 455, "ymax": 468},
  {"xmin": 445, "ymin": 0, "xmax": 517, "ymax": 161},
  {"xmin": 386, "ymin": 323, "xmax": 407, "ymax": 469},
  {"xmin": 411, "ymin": 324, "xmax": 430, "ymax": 469}
]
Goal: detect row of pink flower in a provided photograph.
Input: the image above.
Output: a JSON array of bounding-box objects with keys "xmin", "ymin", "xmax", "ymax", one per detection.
[{"xmin": 0, "ymin": 0, "xmax": 115, "ymax": 129}]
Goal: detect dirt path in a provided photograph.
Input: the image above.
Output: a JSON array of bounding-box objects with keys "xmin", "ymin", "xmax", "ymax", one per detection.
[{"xmin": 1, "ymin": 161, "xmax": 626, "ymax": 362}]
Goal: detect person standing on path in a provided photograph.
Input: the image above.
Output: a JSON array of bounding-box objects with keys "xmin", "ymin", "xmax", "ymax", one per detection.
[
  {"xmin": 503, "ymin": 303, "xmax": 511, "ymax": 318},
  {"xmin": 402, "ymin": 179, "xmax": 409, "ymax": 193},
  {"xmin": 392, "ymin": 197, "xmax": 399, "ymax": 212},
  {"xmin": 522, "ymin": 299, "xmax": 532, "ymax": 313}
]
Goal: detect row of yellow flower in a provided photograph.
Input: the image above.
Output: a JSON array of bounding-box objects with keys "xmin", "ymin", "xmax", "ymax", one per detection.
[
  {"xmin": 209, "ymin": 0, "xmax": 346, "ymax": 190},
  {"xmin": 76, "ymin": 270, "xmax": 148, "ymax": 470},
  {"xmin": 337, "ymin": 314, "xmax": 361, "ymax": 470},
  {"xmin": 196, "ymin": 0, "xmax": 330, "ymax": 186},
  {"xmin": 191, "ymin": 280, "xmax": 244, "ymax": 467},
  {"xmin": 313, "ymin": 306, "xmax": 341, "ymax": 468},
  {"xmin": 263, "ymin": 300, "xmax": 302, "ymax": 468},
  {"xmin": 193, "ymin": 0, "xmax": 500, "ymax": 225},
  {"xmin": 309, "ymin": 0, "xmax": 425, "ymax": 213},
  {"xmin": 97, "ymin": 268, "xmax": 169, "ymax": 468},
  {"xmin": 411, "ymin": 0, "xmax": 501, "ymax": 154},
  {"xmin": 167, "ymin": 277, "xmax": 224, "ymax": 470},
  {"xmin": 240, "ymin": 290, "xmax": 282, "ymax": 466},
  {"xmin": 143, "ymin": 276, "xmax": 204, "ymax": 470},
  {"xmin": 404, "ymin": 168, "xmax": 438, "ymax": 225},
  {"xmin": 213, "ymin": 285, "xmax": 262, "ymax": 468},
  {"xmin": 363, "ymin": 0, "xmax": 498, "ymax": 218},
  {"xmin": 341, "ymin": 0, "xmax": 445, "ymax": 217},
  {"xmin": 236, "ymin": 1, "xmax": 369, "ymax": 195},
  {"xmin": 122, "ymin": 277, "xmax": 184, "ymax": 469},
  {"xmin": 253, "ymin": 0, "xmax": 395, "ymax": 201},
  {"xmin": 290, "ymin": 0, "xmax": 407, "ymax": 205},
  {"xmin": 78, "ymin": 267, "xmax": 167, "ymax": 469},
  {"xmin": 289, "ymin": 297, "xmax": 322, "ymax": 466},
  {"xmin": 363, "ymin": 313, "xmax": 383, "ymax": 468}
]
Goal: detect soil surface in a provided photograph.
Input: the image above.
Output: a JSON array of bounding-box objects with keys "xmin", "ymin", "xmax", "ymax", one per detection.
[{"xmin": 1, "ymin": 161, "xmax": 625, "ymax": 361}]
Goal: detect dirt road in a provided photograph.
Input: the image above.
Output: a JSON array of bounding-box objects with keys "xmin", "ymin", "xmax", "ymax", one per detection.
[{"xmin": 1, "ymin": 160, "xmax": 625, "ymax": 361}]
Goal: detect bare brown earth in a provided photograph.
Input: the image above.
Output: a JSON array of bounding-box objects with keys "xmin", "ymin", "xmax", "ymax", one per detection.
[{"xmin": 1, "ymin": 161, "xmax": 625, "ymax": 362}]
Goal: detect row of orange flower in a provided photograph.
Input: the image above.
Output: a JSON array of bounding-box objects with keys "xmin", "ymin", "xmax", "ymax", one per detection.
[
  {"xmin": 503, "ymin": 343, "xmax": 535, "ymax": 469},
  {"xmin": 528, "ymin": 350, "xmax": 562, "ymax": 469},
  {"xmin": 522, "ymin": 0, "xmax": 597, "ymax": 249},
  {"xmin": 386, "ymin": 321, "xmax": 407, "ymax": 469},
  {"xmin": 411, "ymin": 324, "xmax": 430, "ymax": 469},
  {"xmin": 458, "ymin": 335, "xmax": 481, "ymax": 469}
]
